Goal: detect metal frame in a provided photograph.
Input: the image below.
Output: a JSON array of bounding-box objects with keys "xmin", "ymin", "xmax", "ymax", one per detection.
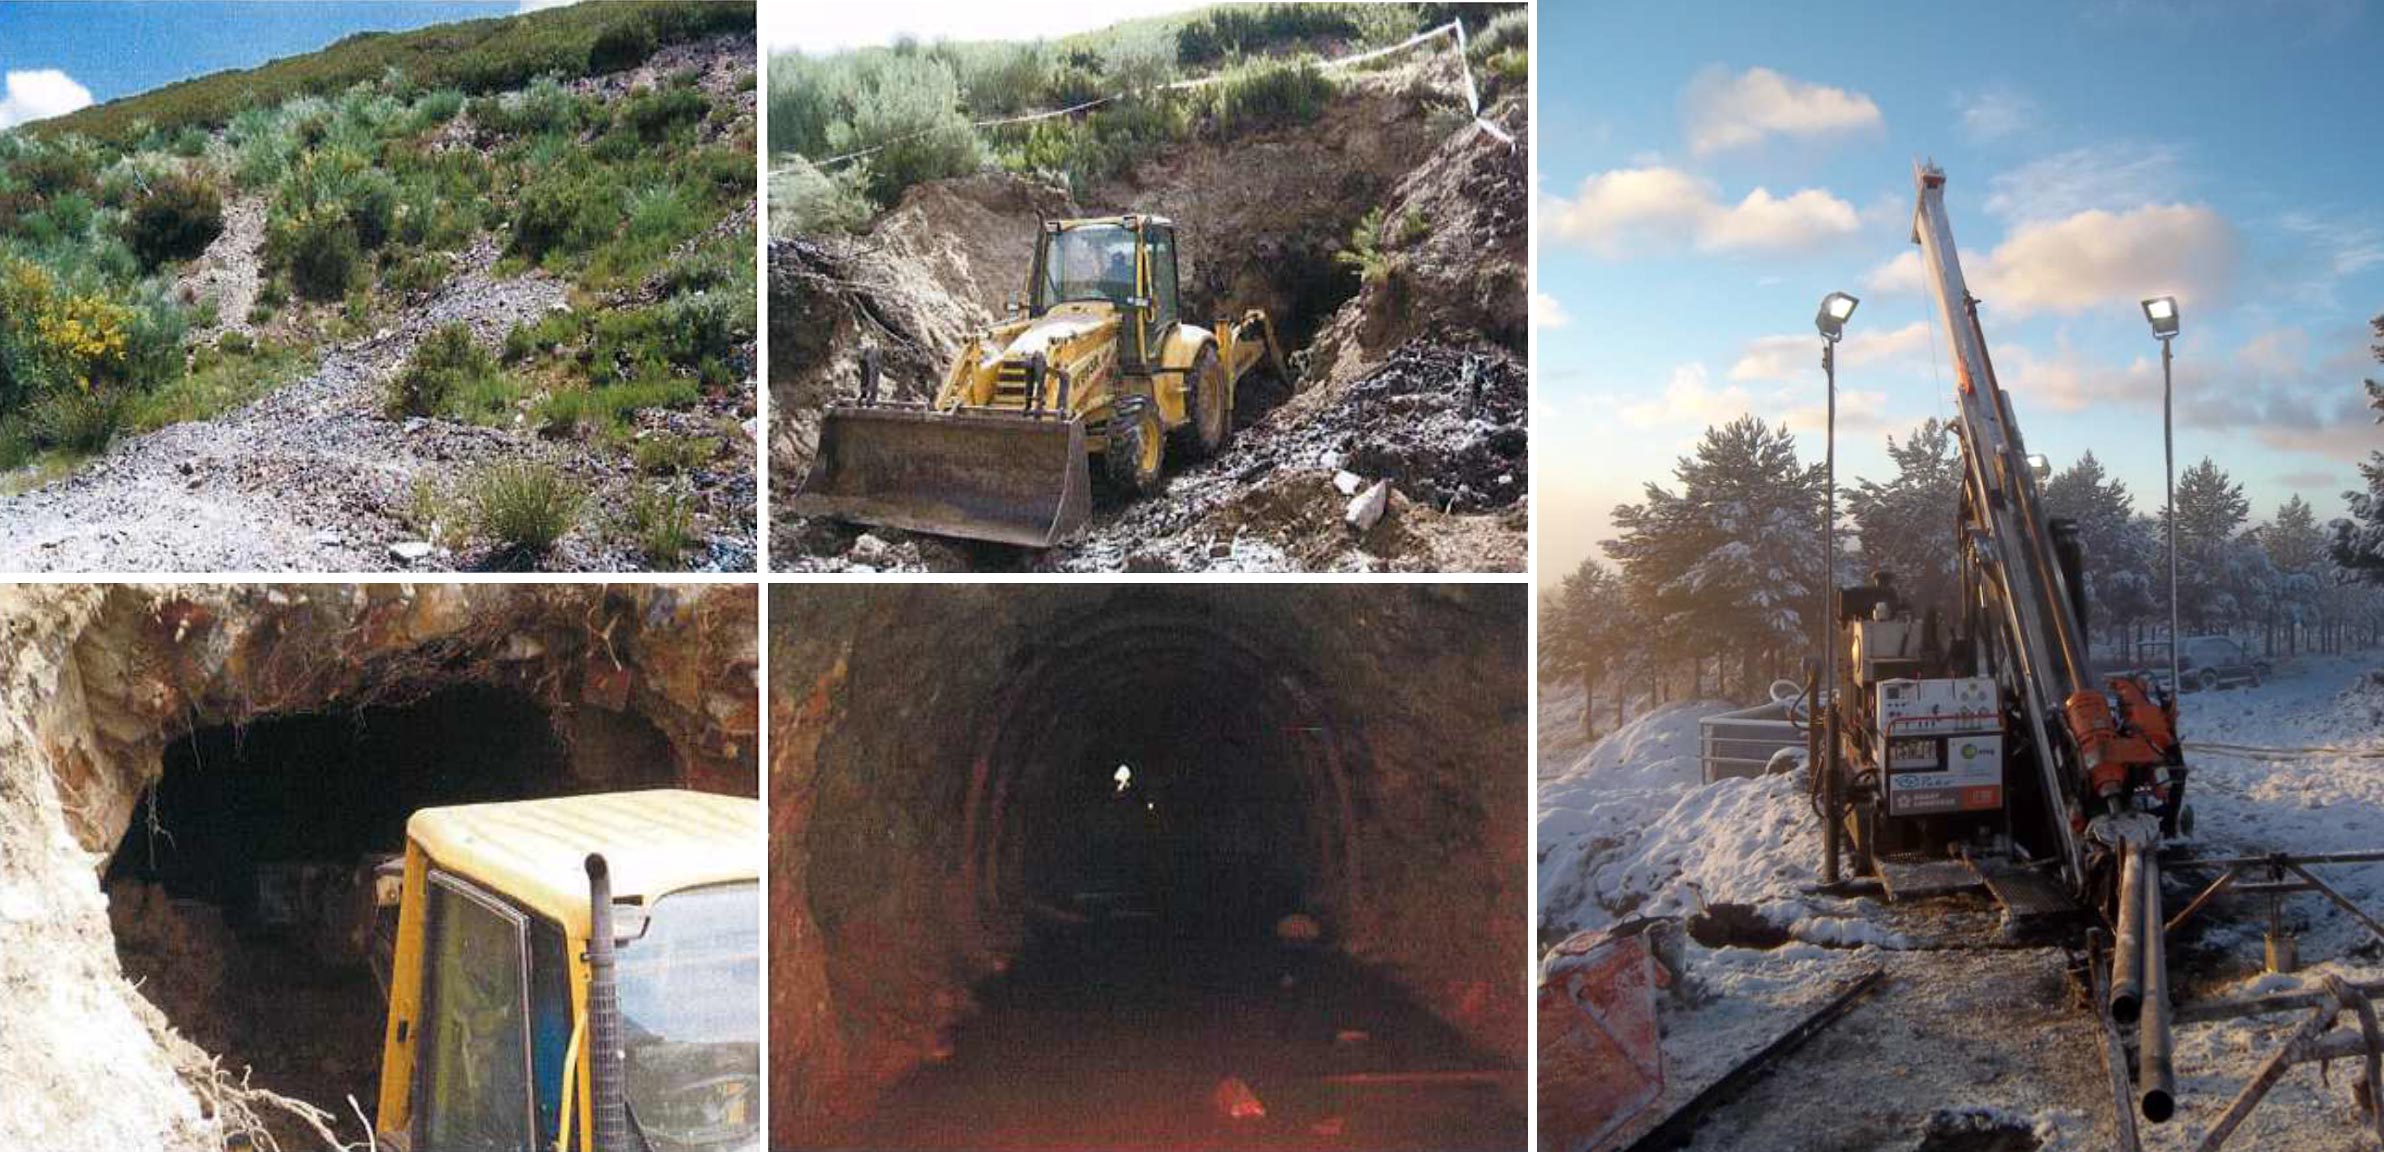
[{"xmin": 418, "ymin": 868, "xmax": 538, "ymax": 1152}]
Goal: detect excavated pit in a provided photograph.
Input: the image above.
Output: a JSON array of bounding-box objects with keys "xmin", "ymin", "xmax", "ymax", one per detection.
[
  {"xmin": 0, "ymin": 584, "xmax": 759, "ymax": 1152},
  {"xmin": 771, "ymin": 52, "xmax": 1526, "ymax": 573},
  {"xmin": 770, "ymin": 585, "xmax": 1527, "ymax": 1149}
]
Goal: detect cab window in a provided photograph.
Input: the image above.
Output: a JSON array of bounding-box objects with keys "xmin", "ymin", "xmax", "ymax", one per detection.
[
  {"xmin": 1146, "ymin": 227, "xmax": 1180, "ymax": 333},
  {"xmin": 417, "ymin": 872, "xmax": 534, "ymax": 1152}
]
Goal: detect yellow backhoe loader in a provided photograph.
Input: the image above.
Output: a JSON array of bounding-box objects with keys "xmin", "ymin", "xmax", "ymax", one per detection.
[
  {"xmin": 372, "ymin": 789, "xmax": 759, "ymax": 1152},
  {"xmin": 792, "ymin": 213, "xmax": 1288, "ymax": 548}
]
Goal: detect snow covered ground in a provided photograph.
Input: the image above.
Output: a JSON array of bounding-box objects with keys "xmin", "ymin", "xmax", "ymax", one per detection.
[{"xmin": 1539, "ymin": 651, "xmax": 2384, "ymax": 1151}]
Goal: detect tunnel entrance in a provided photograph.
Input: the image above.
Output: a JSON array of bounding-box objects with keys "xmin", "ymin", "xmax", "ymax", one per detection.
[
  {"xmin": 795, "ymin": 590, "xmax": 1525, "ymax": 1150},
  {"xmin": 103, "ymin": 684, "xmax": 673, "ymax": 1150}
]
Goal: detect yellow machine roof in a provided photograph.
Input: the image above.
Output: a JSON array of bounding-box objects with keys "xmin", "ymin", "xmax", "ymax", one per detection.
[{"xmin": 407, "ymin": 789, "xmax": 758, "ymax": 939}]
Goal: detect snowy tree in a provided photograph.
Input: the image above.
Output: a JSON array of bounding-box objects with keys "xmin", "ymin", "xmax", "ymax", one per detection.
[
  {"xmin": 2330, "ymin": 314, "xmax": 2384, "ymax": 582},
  {"xmin": 1610, "ymin": 416, "xmax": 1826, "ymax": 697},
  {"xmin": 2168, "ymin": 457, "xmax": 2251, "ymax": 632},
  {"xmin": 1540, "ymin": 557, "xmax": 1634, "ymax": 737},
  {"xmin": 1843, "ymin": 418, "xmax": 1961, "ymax": 618},
  {"xmin": 2258, "ymin": 495, "xmax": 2329, "ymax": 654},
  {"xmin": 2043, "ymin": 451, "xmax": 2159, "ymax": 653}
]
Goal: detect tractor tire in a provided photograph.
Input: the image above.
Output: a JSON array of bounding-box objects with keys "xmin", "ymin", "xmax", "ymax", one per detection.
[
  {"xmin": 1176, "ymin": 345, "xmax": 1231, "ymax": 460},
  {"xmin": 1103, "ymin": 395, "xmax": 1166, "ymax": 496}
]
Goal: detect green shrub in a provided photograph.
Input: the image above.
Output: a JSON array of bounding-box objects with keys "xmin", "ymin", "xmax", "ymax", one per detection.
[
  {"xmin": 23, "ymin": 387, "xmax": 124, "ymax": 453},
  {"xmin": 465, "ymin": 458, "xmax": 581, "ymax": 562},
  {"xmin": 275, "ymin": 206, "xmax": 362, "ymax": 300},
  {"xmin": 835, "ymin": 54, "xmax": 980, "ymax": 205},
  {"xmin": 624, "ymin": 483, "xmax": 695, "ymax": 565},
  {"xmin": 1206, "ymin": 57, "xmax": 1335, "ymax": 135},
  {"xmin": 1177, "ymin": 4, "xmax": 1360, "ymax": 66},
  {"xmin": 588, "ymin": 22, "xmax": 658, "ymax": 74},
  {"xmin": 407, "ymin": 88, "xmax": 467, "ymax": 131},
  {"xmin": 633, "ymin": 433, "xmax": 718, "ymax": 475},
  {"xmin": 124, "ymin": 171, "xmax": 225, "ymax": 268},
  {"xmin": 385, "ymin": 323, "xmax": 498, "ymax": 417},
  {"xmin": 477, "ymin": 75, "xmax": 590, "ymax": 138},
  {"xmin": 278, "ymin": 146, "xmax": 398, "ymax": 248},
  {"xmin": 767, "ymin": 159, "xmax": 872, "ymax": 237},
  {"xmin": 509, "ymin": 171, "xmax": 614, "ymax": 261},
  {"xmin": 622, "ymin": 82, "xmax": 708, "ymax": 141}
]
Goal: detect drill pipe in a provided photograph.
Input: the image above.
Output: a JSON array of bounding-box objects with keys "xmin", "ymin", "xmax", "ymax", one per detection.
[
  {"xmin": 2111, "ymin": 844, "xmax": 2148, "ymax": 1025},
  {"xmin": 2137, "ymin": 848, "xmax": 2175, "ymax": 1123}
]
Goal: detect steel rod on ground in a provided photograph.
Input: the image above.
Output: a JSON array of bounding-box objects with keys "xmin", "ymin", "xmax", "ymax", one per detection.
[
  {"xmin": 1623, "ymin": 968, "xmax": 1886, "ymax": 1152},
  {"xmin": 2088, "ymin": 930, "xmax": 2146, "ymax": 1152},
  {"xmin": 2138, "ymin": 851, "xmax": 2175, "ymax": 1123}
]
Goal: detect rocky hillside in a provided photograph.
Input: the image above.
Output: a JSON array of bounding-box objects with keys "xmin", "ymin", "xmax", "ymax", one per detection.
[{"xmin": 0, "ymin": 6, "xmax": 757, "ymax": 571}]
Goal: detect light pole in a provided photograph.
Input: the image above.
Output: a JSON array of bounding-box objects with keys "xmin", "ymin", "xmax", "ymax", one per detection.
[
  {"xmin": 1815, "ymin": 290, "xmax": 1857, "ymax": 886},
  {"xmin": 2143, "ymin": 296, "xmax": 2181, "ymax": 697}
]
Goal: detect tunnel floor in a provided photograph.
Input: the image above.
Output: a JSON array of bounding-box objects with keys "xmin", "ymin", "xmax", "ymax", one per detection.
[{"xmin": 849, "ymin": 919, "xmax": 1524, "ymax": 1151}]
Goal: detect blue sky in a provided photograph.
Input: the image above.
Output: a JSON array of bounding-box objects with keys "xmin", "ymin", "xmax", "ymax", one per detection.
[
  {"xmin": 1537, "ymin": 0, "xmax": 2384, "ymax": 588},
  {"xmin": 0, "ymin": 2, "xmax": 520, "ymax": 127}
]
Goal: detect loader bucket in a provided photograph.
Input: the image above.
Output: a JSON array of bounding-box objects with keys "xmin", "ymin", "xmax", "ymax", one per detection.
[{"xmin": 791, "ymin": 403, "xmax": 1093, "ymax": 548}]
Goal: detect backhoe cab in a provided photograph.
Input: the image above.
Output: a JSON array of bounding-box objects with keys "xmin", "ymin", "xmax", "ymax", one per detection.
[
  {"xmin": 374, "ymin": 790, "xmax": 760, "ymax": 1152},
  {"xmin": 791, "ymin": 213, "xmax": 1286, "ymax": 548}
]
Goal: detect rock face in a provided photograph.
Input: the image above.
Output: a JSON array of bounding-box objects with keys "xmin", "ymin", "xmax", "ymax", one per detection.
[
  {"xmin": 768, "ymin": 584, "xmax": 1527, "ymax": 1147},
  {"xmin": 0, "ymin": 583, "xmax": 758, "ymax": 1151}
]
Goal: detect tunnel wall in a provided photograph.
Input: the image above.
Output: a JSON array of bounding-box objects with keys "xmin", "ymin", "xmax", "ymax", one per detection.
[
  {"xmin": 769, "ymin": 584, "xmax": 1526, "ymax": 1145},
  {"xmin": 0, "ymin": 583, "xmax": 759, "ymax": 1152}
]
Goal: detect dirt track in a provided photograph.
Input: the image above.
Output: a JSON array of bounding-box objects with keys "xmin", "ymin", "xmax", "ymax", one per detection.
[{"xmin": 0, "ymin": 245, "xmax": 755, "ymax": 573}]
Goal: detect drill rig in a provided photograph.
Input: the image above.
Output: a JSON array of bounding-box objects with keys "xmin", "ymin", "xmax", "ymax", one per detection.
[{"xmin": 1817, "ymin": 162, "xmax": 2188, "ymax": 1123}]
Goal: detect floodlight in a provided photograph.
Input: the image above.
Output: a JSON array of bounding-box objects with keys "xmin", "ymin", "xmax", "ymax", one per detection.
[
  {"xmin": 2142, "ymin": 296, "xmax": 2180, "ymax": 338},
  {"xmin": 1816, "ymin": 292, "xmax": 1859, "ymax": 341}
]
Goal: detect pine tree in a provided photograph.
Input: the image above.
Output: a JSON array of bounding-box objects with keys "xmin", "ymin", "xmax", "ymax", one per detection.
[
  {"xmin": 1843, "ymin": 418, "xmax": 1962, "ymax": 616},
  {"xmin": 2260, "ymin": 496, "xmax": 2328, "ymax": 654},
  {"xmin": 1610, "ymin": 417, "xmax": 1826, "ymax": 696},
  {"xmin": 2331, "ymin": 313, "xmax": 2384, "ymax": 582},
  {"xmin": 1540, "ymin": 558, "xmax": 1635, "ymax": 737},
  {"xmin": 2170, "ymin": 457, "xmax": 2251, "ymax": 631},
  {"xmin": 2043, "ymin": 451, "xmax": 2157, "ymax": 652}
]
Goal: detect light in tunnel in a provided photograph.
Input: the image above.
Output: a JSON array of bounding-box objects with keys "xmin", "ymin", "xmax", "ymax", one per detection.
[{"xmin": 1113, "ymin": 764, "xmax": 1133, "ymax": 794}]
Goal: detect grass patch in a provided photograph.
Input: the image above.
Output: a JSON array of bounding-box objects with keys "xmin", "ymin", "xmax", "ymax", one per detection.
[
  {"xmin": 385, "ymin": 323, "xmax": 500, "ymax": 418},
  {"xmin": 632, "ymin": 432, "xmax": 719, "ymax": 475},
  {"xmin": 123, "ymin": 341, "xmax": 306, "ymax": 431},
  {"xmin": 623, "ymin": 482, "xmax": 696, "ymax": 564},
  {"xmin": 464, "ymin": 458, "xmax": 581, "ymax": 563}
]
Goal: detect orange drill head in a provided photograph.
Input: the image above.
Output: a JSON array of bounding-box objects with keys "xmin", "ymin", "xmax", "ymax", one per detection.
[
  {"xmin": 2109, "ymin": 675, "xmax": 2179, "ymax": 760},
  {"xmin": 2065, "ymin": 689, "xmax": 2128, "ymax": 799}
]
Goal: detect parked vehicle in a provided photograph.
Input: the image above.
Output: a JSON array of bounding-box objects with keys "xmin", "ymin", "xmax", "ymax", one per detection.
[{"xmin": 2135, "ymin": 635, "xmax": 2271, "ymax": 692}]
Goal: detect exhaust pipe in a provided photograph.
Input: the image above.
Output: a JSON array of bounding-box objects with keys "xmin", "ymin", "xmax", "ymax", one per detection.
[
  {"xmin": 2137, "ymin": 849, "xmax": 2175, "ymax": 1123},
  {"xmin": 586, "ymin": 854, "xmax": 628, "ymax": 1152}
]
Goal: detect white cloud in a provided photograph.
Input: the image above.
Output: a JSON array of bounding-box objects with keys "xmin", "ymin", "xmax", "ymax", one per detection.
[
  {"xmin": 1970, "ymin": 203, "xmax": 2238, "ymax": 315},
  {"xmin": 1681, "ymin": 66, "xmax": 1883, "ymax": 156},
  {"xmin": 517, "ymin": 0, "xmax": 580, "ymax": 10},
  {"xmin": 1956, "ymin": 85, "xmax": 2038, "ymax": 144},
  {"xmin": 1533, "ymin": 292, "xmax": 1573, "ymax": 330},
  {"xmin": 1619, "ymin": 363, "xmax": 1752, "ymax": 428},
  {"xmin": 1782, "ymin": 388, "xmax": 1889, "ymax": 436},
  {"xmin": 1864, "ymin": 251, "xmax": 1927, "ymax": 295},
  {"xmin": 1728, "ymin": 322, "xmax": 1933, "ymax": 383},
  {"xmin": 1544, "ymin": 167, "xmax": 1862, "ymax": 258},
  {"xmin": 1859, "ymin": 204, "xmax": 2238, "ymax": 317},
  {"xmin": 0, "ymin": 70, "xmax": 93, "ymax": 131},
  {"xmin": 1983, "ymin": 142, "xmax": 2187, "ymax": 222}
]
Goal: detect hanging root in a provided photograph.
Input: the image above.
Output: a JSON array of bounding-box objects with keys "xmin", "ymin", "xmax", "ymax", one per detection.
[{"xmin": 185, "ymin": 1051, "xmax": 362, "ymax": 1152}]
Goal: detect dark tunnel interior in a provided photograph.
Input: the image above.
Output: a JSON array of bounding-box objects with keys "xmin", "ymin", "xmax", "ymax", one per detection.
[
  {"xmin": 103, "ymin": 684, "xmax": 675, "ymax": 1149},
  {"xmin": 785, "ymin": 588, "xmax": 1527, "ymax": 1151}
]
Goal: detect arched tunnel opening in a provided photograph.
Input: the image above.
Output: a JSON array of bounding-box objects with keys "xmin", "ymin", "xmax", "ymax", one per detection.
[
  {"xmin": 773, "ymin": 585, "xmax": 1526, "ymax": 1151},
  {"xmin": 102, "ymin": 684, "xmax": 677, "ymax": 1150}
]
